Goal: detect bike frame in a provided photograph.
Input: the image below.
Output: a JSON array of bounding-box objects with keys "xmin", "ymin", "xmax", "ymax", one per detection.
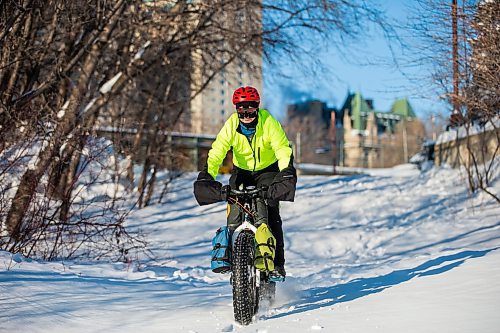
[
  {"xmin": 232, "ymin": 212, "xmax": 257, "ymax": 235},
  {"xmin": 229, "ymin": 186, "xmax": 261, "ymax": 240}
]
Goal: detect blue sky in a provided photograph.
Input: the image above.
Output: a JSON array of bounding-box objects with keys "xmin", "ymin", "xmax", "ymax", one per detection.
[{"xmin": 263, "ymin": 1, "xmax": 449, "ymax": 121}]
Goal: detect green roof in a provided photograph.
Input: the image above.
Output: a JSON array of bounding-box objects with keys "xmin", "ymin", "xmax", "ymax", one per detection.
[
  {"xmin": 339, "ymin": 92, "xmax": 418, "ymax": 132},
  {"xmin": 340, "ymin": 92, "xmax": 374, "ymax": 130},
  {"xmin": 352, "ymin": 93, "xmax": 374, "ymax": 130},
  {"xmin": 390, "ymin": 98, "xmax": 416, "ymax": 118}
]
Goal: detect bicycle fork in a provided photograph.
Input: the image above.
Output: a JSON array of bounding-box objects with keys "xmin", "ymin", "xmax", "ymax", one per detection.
[{"xmin": 232, "ymin": 208, "xmax": 261, "ymax": 289}]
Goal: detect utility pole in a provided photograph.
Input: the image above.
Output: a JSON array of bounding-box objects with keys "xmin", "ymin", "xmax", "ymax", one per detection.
[
  {"xmin": 431, "ymin": 114, "xmax": 437, "ymax": 141},
  {"xmin": 452, "ymin": 0, "xmax": 458, "ymax": 111},
  {"xmin": 450, "ymin": 0, "xmax": 462, "ymax": 126},
  {"xmin": 402, "ymin": 119, "xmax": 408, "ymax": 163}
]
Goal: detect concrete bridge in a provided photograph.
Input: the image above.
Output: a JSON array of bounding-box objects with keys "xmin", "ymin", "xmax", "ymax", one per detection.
[{"xmin": 95, "ymin": 127, "xmax": 233, "ymax": 172}]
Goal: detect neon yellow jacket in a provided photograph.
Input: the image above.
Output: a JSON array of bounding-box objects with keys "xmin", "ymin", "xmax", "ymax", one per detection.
[{"xmin": 207, "ymin": 109, "xmax": 292, "ymax": 179}]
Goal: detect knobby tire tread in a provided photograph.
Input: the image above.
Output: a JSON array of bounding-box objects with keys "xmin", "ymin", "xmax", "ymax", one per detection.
[{"xmin": 232, "ymin": 232, "xmax": 256, "ymax": 325}]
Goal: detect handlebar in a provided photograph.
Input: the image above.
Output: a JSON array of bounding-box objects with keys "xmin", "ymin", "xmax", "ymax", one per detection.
[
  {"xmin": 227, "ymin": 186, "xmax": 266, "ymax": 200},
  {"xmin": 230, "ymin": 187, "xmax": 260, "ymax": 195}
]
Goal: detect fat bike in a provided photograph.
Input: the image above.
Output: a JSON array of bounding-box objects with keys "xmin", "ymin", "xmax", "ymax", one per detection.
[{"xmin": 228, "ymin": 186, "xmax": 276, "ymax": 325}]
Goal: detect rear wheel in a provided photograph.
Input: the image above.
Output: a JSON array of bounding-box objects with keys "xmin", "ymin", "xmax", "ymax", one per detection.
[{"xmin": 232, "ymin": 231, "xmax": 257, "ymax": 325}]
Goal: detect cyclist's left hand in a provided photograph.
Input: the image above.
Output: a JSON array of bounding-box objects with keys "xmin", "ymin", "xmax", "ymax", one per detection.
[
  {"xmin": 268, "ymin": 165, "xmax": 297, "ymax": 202},
  {"xmin": 259, "ymin": 185, "xmax": 269, "ymax": 199}
]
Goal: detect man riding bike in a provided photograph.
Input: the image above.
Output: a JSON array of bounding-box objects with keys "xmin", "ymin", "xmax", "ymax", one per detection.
[{"xmin": 194, "ymin": 86, "xmax": 297, "ymax": 280}]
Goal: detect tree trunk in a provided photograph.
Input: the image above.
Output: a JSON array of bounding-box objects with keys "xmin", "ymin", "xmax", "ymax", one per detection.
[
  {"xmin": 6, "ymin": 139, "xmax": 58, "ymax": 238},
  {"xmin": 4, "ymin": 5, "xmax": 32, "ymax": 100},
  {"xmin": 5, "ymin": 0, "xmax": 127, "ymax": 239},
  {"xmin": 144, "ymin": 165, "xmax": 157, "ymax": 207},
  {"xmin": 125, "ymin": 89, "xmax": 158, "ymax": 185},
  {"xmin": 137, "ymin": 155, "xmax": 151, "ymax": 208},
  {"xmin": 58, "ymin": 148, "xmax": 81, "ymax": 222}
]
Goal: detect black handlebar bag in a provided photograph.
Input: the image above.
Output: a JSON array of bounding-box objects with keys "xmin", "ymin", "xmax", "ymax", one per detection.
[
  {"xmin": 267, "ymin": 166, "xmax": 297, "ymax": 202},
  {"xmin": 193, "ymin": 179, "xmax": 223, "ymax": 205}
]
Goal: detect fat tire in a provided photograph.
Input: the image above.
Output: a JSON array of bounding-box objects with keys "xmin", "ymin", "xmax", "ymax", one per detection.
[{"xmin": 232, "ymin": 231, "xmax": 257, "ymax": 325}]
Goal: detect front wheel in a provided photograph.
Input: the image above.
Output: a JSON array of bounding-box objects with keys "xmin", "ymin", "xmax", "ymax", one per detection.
[{"xmin": 232, "ymin": 231, "xmax": 257, "ymax": 325}]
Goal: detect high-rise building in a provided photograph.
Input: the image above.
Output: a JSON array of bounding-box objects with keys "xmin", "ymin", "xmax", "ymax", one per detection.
[
  {"xmin": 189, "ymin": 58, "xmax": 263, "ymax": 134},
  {"xmin": 98, "ymin": 1, "xmax": 263, "ymax": 138},
  {"xmin": 188, "ymin": 4, "xmax": 263, "ymax": 135}
]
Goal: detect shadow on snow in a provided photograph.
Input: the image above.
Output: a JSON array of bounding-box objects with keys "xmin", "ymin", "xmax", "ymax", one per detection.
[{"xmin": 270, "ymin": 248, "xmax": 498, "ymax": 319}]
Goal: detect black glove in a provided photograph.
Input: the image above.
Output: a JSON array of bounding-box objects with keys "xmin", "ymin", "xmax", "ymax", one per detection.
[
  {"xmin": 267, "ymin": 165, "xmax": 297, "ymax": 202},
  {"xmin": 259, "ymin": 185, "xmax": 268, "ymax": 200},
  {"xmin": 193, "ymin": 169, "xmax": 223, "ymax": 205},
  {"xmin": 197, "ymin": 170, "xmax": 213, "ymax": 181},
  {"xmin": 277, "ymin": 165, "xmax": 296, "ymax": 179},
  {"xmin": 221, "ymin": 185, "xmax": 231, "ymax": 202}
]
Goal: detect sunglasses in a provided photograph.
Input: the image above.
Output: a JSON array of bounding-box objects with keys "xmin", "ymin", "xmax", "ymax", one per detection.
[{"xmin": 236, "ymin": 106, "xmax": 258, "ymax": 119}]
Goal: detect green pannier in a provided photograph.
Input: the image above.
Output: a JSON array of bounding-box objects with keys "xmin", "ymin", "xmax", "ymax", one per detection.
[{"xmin": 254, "ymin": 223, "xmax": 276, "ymax": 271}]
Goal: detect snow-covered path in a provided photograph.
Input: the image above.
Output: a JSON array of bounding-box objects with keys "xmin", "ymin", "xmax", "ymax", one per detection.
[{"xmin": 1, "ymin": 164, "xmax": 499, "ymax": 332}]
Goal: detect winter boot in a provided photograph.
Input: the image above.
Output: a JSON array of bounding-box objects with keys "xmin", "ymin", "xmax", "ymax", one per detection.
[{"xmin": 269, "ymin": 265, "xmax": 286, "ymax": 282}]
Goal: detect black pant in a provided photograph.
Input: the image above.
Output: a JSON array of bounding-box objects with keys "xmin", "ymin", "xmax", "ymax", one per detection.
[{"xmin": 227, "ymin": 162, "xmax": 285, "ymax": 267}]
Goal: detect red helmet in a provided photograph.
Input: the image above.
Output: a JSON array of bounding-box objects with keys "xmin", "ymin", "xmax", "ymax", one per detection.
[{"xmin": 232, "ymin": 86, "xmax": 260, "ymax": 105}]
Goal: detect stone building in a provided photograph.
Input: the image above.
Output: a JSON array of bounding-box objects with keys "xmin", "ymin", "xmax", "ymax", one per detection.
[
  {"xmin": 286, "ymin": 92, "xmax": 427, "ymax": 169},
  {"xmin": 341, "ymin": 92, "xmax": 426, "ymax": 168}
]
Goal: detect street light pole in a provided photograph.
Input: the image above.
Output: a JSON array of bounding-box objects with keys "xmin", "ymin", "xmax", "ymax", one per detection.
[
  {"xmin": 330, "ymin": 110, "xmax": 336, "ymax": 175},
  {"xmin": 296, "ymin": 131, "xmax": 301, "ymax": 164}
]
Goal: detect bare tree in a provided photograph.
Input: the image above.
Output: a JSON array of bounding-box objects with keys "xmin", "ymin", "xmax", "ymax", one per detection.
[
  {"xmin": 462, "ymin": 0, "xmax": 499, "ymax": 202},
  {"xmin": 1, "ymin": 0, "xmax": 390, "ymax": 259},
  {"xmin": 407, "ymin": 0, "xmax": 499, "ymax": 202}
]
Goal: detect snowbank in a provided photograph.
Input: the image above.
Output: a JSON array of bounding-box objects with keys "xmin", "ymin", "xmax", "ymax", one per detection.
[{"xmin": 1, "ymin": 164, "xmax": 499, "ymax": 332}]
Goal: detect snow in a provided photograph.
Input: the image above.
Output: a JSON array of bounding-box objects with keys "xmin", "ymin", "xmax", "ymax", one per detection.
[
  {"xmin": 1, "ymin": 163, "xmax": 500, "ymax": 332},
  {"xmin": 436, "ymin": 115, "xmax": 499, "ymax": 144},
  {"xmin": 57, "ymin": 101, "xmax": 69, "ymax": 119},
  {"xmin": 133, "ymin": 40, "xmax": 151, "ymax": 61},
  {"xmin": 99, "ymin": 72, "xmax": 123, "ymax": 94}
]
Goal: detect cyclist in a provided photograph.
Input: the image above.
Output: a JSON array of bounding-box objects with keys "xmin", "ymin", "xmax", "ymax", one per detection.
[{"xmin": 194, "ymin": 86, "xmax": 297, "ymax": 280}]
